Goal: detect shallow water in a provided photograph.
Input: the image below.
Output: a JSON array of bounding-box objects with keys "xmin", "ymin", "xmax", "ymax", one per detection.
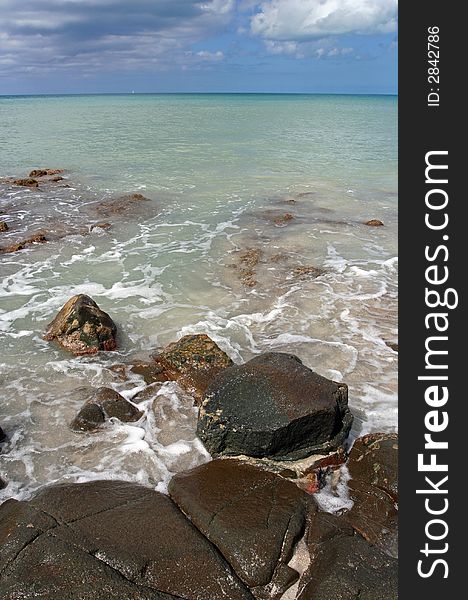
[{"xmin": 0, "ymin": 94, "xmax": 397, "ymax": 501}]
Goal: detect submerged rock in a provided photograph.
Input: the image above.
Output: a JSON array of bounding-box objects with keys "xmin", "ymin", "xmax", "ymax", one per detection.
[
  {"xmin": 0, "ymin": 232, "xmax": 47, "ymax": 254},
  {"xmin": 0, "ymin": 221, "xmax": 8, "ymax": 232},
  {"xmin": 297, "ymin": 513, "xmax": 397, "ymax": 600},
  {"xmin": 12, "ymin": 178, "xmax": 39, "ymax": 188},
  {"xmin": 95, "ymin": 193, "xmax": 152, "ymax": 217},
  {"xmin": 197, "ymin": 352, "xmax": 353, "ymax": 460},
  {"xmin": 150, "ymin": 334, "xmax": 233, "ymax": 404},
  {"xmin": 29, "ymin": 168, "xmax": 64, "ymax": 178},
  {"xmin": 0, "ymin": 480, "xmax": 253, "ymax": 600},
  {"xmin": 70, "ymin": 387, "xmax": 142, "ymax": 432},
  {"xmin": 365, "ymin": 219, "xmax": 384, "ymax": 226},
  {"xmin": 169, "ymin": 459, "xmax": 313, "ymax": 595},
  {"xmin": 43, "ymin": 294, "xmax": 117, "ymax": 355}
]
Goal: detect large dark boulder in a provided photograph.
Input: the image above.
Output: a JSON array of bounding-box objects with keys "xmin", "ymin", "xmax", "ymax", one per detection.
[
  {"xmin": 169, "ymin": 459, "xmax": 313, "ymax": 597},
  {"xmin": 297, "ymin": 512, "xmax": 397, "ymax": 600},
  {"xmin": 70, "ymin": 387, "xmax": 143, "ymax": 432},
  {"xmin": 197, "ymin": 353, "xmax": 353, "ymax": 460},
  {"xmin": 44, "ymin": 294, "xmax": 117, "ymax": 355},
  {"xmin": 0, "ymin": 480, "xmax": 253, "ymax": 600},
  {"xmin": 151, "ymin": 334, "xmax": 233, "ymax": 404}
]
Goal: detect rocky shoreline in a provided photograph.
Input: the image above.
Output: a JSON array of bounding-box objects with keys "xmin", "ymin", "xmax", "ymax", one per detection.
[
  {"xmin": 1, "ymin": 169, "xmax": 397, "ymax": 599},
  {"xmin": 0, "ymin": 290, "xmax": 398, "ymax": 599}
]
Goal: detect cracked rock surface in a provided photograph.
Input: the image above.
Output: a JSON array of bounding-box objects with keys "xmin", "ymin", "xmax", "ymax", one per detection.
[
  {"xmin": 0, "ymin": 480, "xmax": 253, "ymax": 600},
  {"xmin": 169, "ymin": 459, "xmax": 314, "ymax": 596}
]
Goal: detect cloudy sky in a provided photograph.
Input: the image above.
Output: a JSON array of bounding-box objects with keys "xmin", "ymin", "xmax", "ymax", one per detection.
[{"xmin": 0, "ymin": 0, "xmax": 397, "ymax": 95}]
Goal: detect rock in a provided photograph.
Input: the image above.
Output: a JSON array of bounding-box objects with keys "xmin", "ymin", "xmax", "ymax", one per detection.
[
  {"xmin": 297, "ymin": 512, "xmax": 397, "ymax": 600},
  {"xmin": 340, "ymin": 433, "xmax": 399, "ymax": 557},
  {"xmin": 49, "ymin": 175, "xmax": 64, "ymax": 182},
  {"xmin": 29, "ymin": 169, "xmax": 63, "ymax": 178},
  {"xmin": 43, "ymin": 294, "xmax": 117, "ymax": 355},
  {"xmin": 0, "ymin": 477, "xmax": 6, "ymax": 490},
  {"xmin": 273, "ymin": 213, "xmax": 294, "ymax": 226},
  {"xmin": 12, "ymin": 178, "xmax": 38, "ymax": 188},
  {"xmin": 365, "ymin": 219, "xmax": 384, "ymax": 227},
  {"xmin": 169, "ymin": 459, "xmax": 313, "ymax": 594},
  {"xmin": 95, "ymin": 193, "xmax": 152, "ymax": 217},
  {"xmin": 0, "ymin": 233, "xmax": 47, "ymax": 254},
  {"xmin": 130, "ymin": 361, "xmax": 171, "ymax": 385},
  {"xmin": 0, "ymin": 480, "xmax": 253, "ymax": 600},
  {"xmin": 385, "ymin": 340, "xmax": 398, "ymax": 352},
  {"xmin": 292, "ymin": 266, "xmax": 325, "ymax": 279},
  {"xmin": 348, "ymin": 433, "xmax": 398, "ymax": 500},
  {"xmin": 0, "ymin": 425, "xmax": 7, "ymax": 443},
  {"xmin": 0, "ymin": 221, "xmax": 8, "ymax": 232},
  {"xmin": 150, "ymin": 334, "xmax": 233, "ymax": 404},
  {"xmin": 70, "ymin": 387, "xmax": 143, "ymax": 432},
  {"xmin": 197, "ymin": 352, "xmax": 353, "ymax": 460},
  {"xmin": 91, "ymin": 221, "xmax": 112, "ymax": 230}
]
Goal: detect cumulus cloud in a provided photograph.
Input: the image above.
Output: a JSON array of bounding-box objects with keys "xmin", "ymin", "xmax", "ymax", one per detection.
[
  {"xmin": 0, "ymin": 0, "xmax": 233, "ymax": 76},
  {"xmin": 251, "ymin": 0, "xmax": 398, "ymax": 41}
]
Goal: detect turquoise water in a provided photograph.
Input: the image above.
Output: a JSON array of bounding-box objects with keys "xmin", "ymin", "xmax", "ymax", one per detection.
[{"xmin": 0, "ymin": 94, "xmax": 397, "ymax": 501}]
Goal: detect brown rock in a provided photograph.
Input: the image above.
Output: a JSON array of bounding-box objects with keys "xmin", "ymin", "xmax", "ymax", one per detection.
[
  {"xmin": 365, "ymin": 219, "xmax": 384, "ymax": 226},
  {"xmin": 0, "ymin": 480, "xmax": 253, "ymax": 600},
  {"xmin": 169, "ymin": 459, "xmax": 313, "ymax": 594},
  {"xmin": 292, "ymin": 266, "xmax": 326, "ymax": 279},
  {"xmin": 43, "ymin": 294, "xmax": 117, "ymax": 355},
  {"xmin": 91, "ymin": 222, "xmax": 112, "ymax": 230},
  {"xmin": 339, "ymin": 433, "xmax": 399, "ymax": 557},
  {"xmin": 70, "ymin": 387, "xmax": 143, "ymax": 432},
  {"xmin": 12, "ymin": 178, "xmax": 38, "ymax": 188},
  {"xmin": 130, "ymin": 361, "xmax": 171, "ymax": 385},
  {"xmin": 0, "ymin": 221, "xmax": 8, "ymax": 232},
  {"xmin": 29, "ymin": 169, "xmax": 64, "ymax": 178},
  {"xmin": 0, "ymin": 233, "xmax": 47, "ymax": 254},
  {"xmin": 150, "ymin": 334, "xmax": 233, "ymax": 404},
  {"xmin": 297, "ymin": 513, "xmax": 397, "ymax": 600},
  {"xmin": 95, "ymin": 193, "xmax": 152, "ymax": 217},
  {"xmin": 273, "ymin": 213, "xmax": 294, "ymax": 226}
]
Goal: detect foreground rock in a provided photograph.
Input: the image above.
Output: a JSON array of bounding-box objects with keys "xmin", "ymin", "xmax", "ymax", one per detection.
[
  {"xmin": 198, "ymin": 352, "xmax": 353, "ymax": 460},
  {"xmin": 0, "ymin": 480, "xmax": 253, "ymax": 600},
  {"xmin": 297, "ymin": 513, "xmax": 397, "ymax": 600},
  {"xmin": 341, "ymin": 433, "xmax": 398, "ymax": 557},
  {"xmin": 44, "ymin": 294, "xmax": 117, "ymax": 355},
  {"xmin": 12, "ymin": 178, "xmax": 38, "ymax": 188},
  {"xmin": 70, "ymin": 387, "xmax": 143, "ymax": 432},
  {"xmin": 151, "ymin": 334, "xmax": 233, "ymax": 404},
  {"xmin": 169, "ymin": 459, "xmax": 313, "ymax": 597}
]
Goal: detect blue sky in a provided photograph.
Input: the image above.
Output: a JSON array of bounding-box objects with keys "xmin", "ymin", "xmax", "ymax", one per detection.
[{"xmin": 0, "ymin": 0, "xmax": 397, "ymax": 95}]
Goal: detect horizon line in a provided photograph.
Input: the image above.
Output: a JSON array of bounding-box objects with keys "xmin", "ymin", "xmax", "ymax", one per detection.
[{"xmin": 0, "ymin": 91, "xmax": 398, "ymax": 98}]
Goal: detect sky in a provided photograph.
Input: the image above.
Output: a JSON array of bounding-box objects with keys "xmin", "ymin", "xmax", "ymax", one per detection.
[{"xmin": 0, "ymin": 0, "xmax": 398, "ymax": 95}]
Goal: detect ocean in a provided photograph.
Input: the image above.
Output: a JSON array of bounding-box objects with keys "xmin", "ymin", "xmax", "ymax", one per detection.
[{"xmin": 0, "ymin": 93, "xmax": 397, "ymax": 501}]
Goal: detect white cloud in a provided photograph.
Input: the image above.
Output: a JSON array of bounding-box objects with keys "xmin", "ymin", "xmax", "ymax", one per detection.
[
  {"xmin": 196, "ymin": 50, "xmax": 224, "ymax": 61},
  {"xmin": 251, "ymin": 0, "xmax": 398, "ymax": 41}
]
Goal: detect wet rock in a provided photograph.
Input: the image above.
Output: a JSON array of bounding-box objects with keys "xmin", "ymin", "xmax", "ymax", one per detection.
[
  {"xmin": 0, "ymin": 480, "xmax": 253, "ymax": 600},
  {"xmin": 0, "ymin": 477, "xmax": 6, "ymax": 490},
  {"xmin": 385, "ymin": 340, "xmax": 398, "ymax": 352},
  {"xmin": 130, "ymin": 361, "xmax": 171, "ymax": 385},
  {"xmin": 91, "ymin": 221, "xmax": 112, "ymax": 230},
  {"xmin": 292, "ymin": 266, "xmax": 326, "ymax": 279},
  {"xmin": 95, "ymin": 193, "xmax": 152, "ymax": 217},
  {"xmin": 273, "ymin": 213, "xmax": 294, "ymax": 226},
  {"xmin": 150, "ymin": 334, "xmax": 233, "ymax": 404},
  {"xmin": 0, "ymin": 426, "xmax": 6, "ymax": 443},
  {"xmin": 29, "ymin": 168, "xmax": 64, "ymax": 178},
  {"xmin": 169, "ymin": 459, "xmax": 313, "ymax": 594},
  {"xmin": 365, "ymin": 219, "xmax": 384, "ymax": 226},
  {"xmin": 0, "ymin": 232, "xmax": 47, "ymax": 254},
  {"xmin": 0, "ymin": 221, "xmax": 8, "ymax": 232},
  {"xmin": 12, "ymin": 178, "xmax": 39, "ymax": 188},
  {"xmin": 197, "ymin": 352, "xmax": 353, "ymax": 460},
  {"xmin": 348, "ymin": 433, "xmax": 398, "ymax": 500},
  {"xmin": 297, "ymin": 513, "xmax": 397, "ymax": 600},
  {"xmin": 340, "ymin": 433, "xmax": 399, "ymax": 557},
  {"xmin": 43, "ymin": 294, "xmax": 117, "ymax": 355},
  {"xmin": 70, "ymin": 387, "xmax": 142, "ymax": 432}
]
